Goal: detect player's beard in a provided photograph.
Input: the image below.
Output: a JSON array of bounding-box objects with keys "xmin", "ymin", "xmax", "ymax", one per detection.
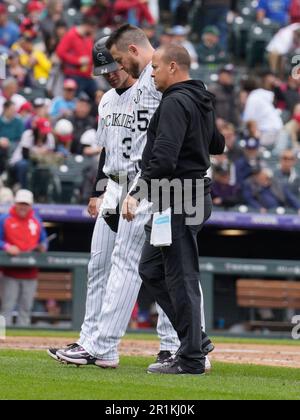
[{"xmin": 128, "ymin": 61, "xmax": 141, "ymax": 79}]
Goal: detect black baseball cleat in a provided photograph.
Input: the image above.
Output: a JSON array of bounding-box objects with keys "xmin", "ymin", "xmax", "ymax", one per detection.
[
  {"xmin": 147, "ymin": 358, "xmax": 205, "ymax": 376},
  {"xmin": 47, "ymin": 343, "xmax": 80, "ymax": 363}
]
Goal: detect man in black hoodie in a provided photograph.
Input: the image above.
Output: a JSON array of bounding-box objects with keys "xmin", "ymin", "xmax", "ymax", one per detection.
[{"xmin": 122, "ymin": 44, "xmax": 225, "ymax": 375}]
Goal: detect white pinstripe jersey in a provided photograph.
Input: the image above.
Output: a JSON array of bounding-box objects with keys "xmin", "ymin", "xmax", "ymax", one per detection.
[
  {"xmin": 130, "ymin": 63, "xmax": 162, "ymax": 162},
  {"xmin": 97, "ymin": 85, "xmax": 137, "ymax": 178}
]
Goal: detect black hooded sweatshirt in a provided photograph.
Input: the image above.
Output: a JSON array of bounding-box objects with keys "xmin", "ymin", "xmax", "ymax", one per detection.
[{"xmin": 131, "ymin": 80, "xmax": 225, "ymax": 203}]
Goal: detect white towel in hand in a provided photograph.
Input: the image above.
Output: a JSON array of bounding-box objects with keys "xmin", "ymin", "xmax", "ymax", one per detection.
[
  {"xmin": 99, "ymin": 179, "xmax": 123, "ymax": 217},
  {"xmin": 150, "ymin": 208, "xmax": 172, "ymax": 247}
]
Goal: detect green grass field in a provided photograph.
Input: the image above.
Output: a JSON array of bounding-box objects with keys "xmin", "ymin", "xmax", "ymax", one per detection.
[
  {"xmin": 0, "ymin": 349, "xmax": 299, "ymax": 400},
  {"xmin": 1, "ymin": 331, "xmax": 300, "ymax": 400}
]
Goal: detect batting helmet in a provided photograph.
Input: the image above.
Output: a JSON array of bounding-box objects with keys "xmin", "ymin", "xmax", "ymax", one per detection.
[{"xmin": 93, "ymin": 36, "xmax": 118, "ymax": 76}]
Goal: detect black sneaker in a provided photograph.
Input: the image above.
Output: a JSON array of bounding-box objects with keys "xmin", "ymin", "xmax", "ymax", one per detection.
[
  {"xmin": 57, "ymin": 345, "xmax": 118, "ymax": 368},
  {"xmin": 156, "ymin": 351, "xmax": 173, "ymax": 364},
  {"xmin": 148, "ymin": 351, "xmax": 174, "ymax": 370},
  {"xmin": 47, "ymin": 343, "xmax": 79, "ymax": 362},
  {"xmin": 147, "ymin": 358, "xmax": 205, "ymax": 376}
]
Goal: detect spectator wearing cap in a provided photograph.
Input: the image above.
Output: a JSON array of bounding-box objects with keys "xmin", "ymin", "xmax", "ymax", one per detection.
[
  {"xmin": 257, "ymin": 0, "xmax": 291, "ymax": 26},
  {"xmin": 275, "ymin": 150, "xmax": 300, "ymax": 198},
  {"xmin": 10, "ymin": 118, "xmax": 55, "ymax": 188},
  {"xmin": 56, "ymin": 15, "xmax": 98, "ymax": 99},
  {"xmin": 0, "ymin": 78, "xmax": 27, "ymax": 116},
  {"xmin": 24, "ymin": 98, "xmax": 49, "ymax": 130},
  {"xmin": 196, "ymin": 26, "xmax": 226, "ymax": 65},
  {"xmin": 243, "ymin": 167, "xmax": 300, "ymax": 213},
  {"xmin": 26, "ymin": 1, "xmax": 46, "ymax": 25},
  {"xmin": 212, "ymin": 163, "xmax": 241, "ymax": 208},
  {"xmin": 50, "ymin": 79, "xmax": 77, "ymax": 121},
  {"xmin": 11, "ymin": 30, "xmax": 52, "ymax": 82},
  {"xmin": 18, "ymin": 102, "xmax": 35, "ymax": 132},
  {"xmin": 0, "ymin": 189, "xmax": 48, "ymax": 327},
  {"xmin": 243, "ymin": 72, "xmax": 283, "ymax": 148},
  {"xmin": 169, "ymin": 26, "xmax": 198, "ymax": 67},
  {"xmin": 54, "ymin": 119, "xmax": 74, "ymax": 158},
  {"xmin": 0, "ymin": 3, "xmax": 20, "ymax": 51},
  {"xmin": 114, "ymin": 0, "xmax": 155, "ymax": 27},
  {"xmin": 235, "ymin": 137, "xmax": 262, "ymax": 186},
  {"xmin": 32, "ymin": 98, "xmax": 49, "ymax": 118},
  {"xmin": 209, "ymin": 66, "xmax": 240, "ymax": 127},
  {"xmin": 67, "ymin": 92, "xmax": 95, "ymax": 155}
]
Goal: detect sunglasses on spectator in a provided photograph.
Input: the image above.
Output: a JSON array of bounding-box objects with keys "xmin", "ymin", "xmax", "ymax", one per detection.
[{"xmin": 281, "ymin": 156, "xmax": 296, "ymax": 161}]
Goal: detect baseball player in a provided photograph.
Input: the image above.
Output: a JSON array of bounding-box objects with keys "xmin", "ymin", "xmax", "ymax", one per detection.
[{"xmin": 48, "ymin": 37, "xmax": 194, "ymax": 368}]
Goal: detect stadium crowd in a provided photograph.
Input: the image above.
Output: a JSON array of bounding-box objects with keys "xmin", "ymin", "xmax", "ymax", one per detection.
[{"xmin": 0, "ymin": 0, "xmax": 299, "ymax": 213}]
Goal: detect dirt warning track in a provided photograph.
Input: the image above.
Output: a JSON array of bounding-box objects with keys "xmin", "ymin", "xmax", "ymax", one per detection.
[{"xmin": 1, "ymin": 337, "xmax": 300, "ymax": 369}]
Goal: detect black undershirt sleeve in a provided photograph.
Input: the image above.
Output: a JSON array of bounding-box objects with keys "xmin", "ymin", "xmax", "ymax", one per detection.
[{"xmin": 91, "ymin": 148, "xmax": 108, "ymax": 198}]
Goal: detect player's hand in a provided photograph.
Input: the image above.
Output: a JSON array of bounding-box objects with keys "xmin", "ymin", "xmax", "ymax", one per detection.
[
  {"xmin": 6, "ymin": 245, "xmax": 21, "ymax": 256},
  {"xmin": 122, "ymin": 195, "xmax": 139, "ymax": 222},
  {"xmin": 88, "ymin": 196, "xmax": 103, "ymax": 218}
]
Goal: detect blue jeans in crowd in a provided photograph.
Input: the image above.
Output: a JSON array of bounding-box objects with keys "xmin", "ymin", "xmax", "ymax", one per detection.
[{"xmin": 14, "ymin": 159, "xmax": 29, "ymax": 189}]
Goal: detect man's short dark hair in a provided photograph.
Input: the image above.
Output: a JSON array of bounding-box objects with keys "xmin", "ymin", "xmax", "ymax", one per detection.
[
  {"xmin": 3, "ymin": 100, "xmax": 14, "ymax": 110},
  {"xmin": 159, "ymin": 44, "xmax": 191, "ymax": 71},
  {"xmin": 106, "ymin": 24, "xmax": 150, "ymax": 51}
]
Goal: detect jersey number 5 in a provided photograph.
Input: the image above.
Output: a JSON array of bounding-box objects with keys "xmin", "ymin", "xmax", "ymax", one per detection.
[
  {"xmin": 137, "ymin": 110, "xmax": 149, "ymax": 132},
  {"xmin": 122, "ymin": 138, "xmax": 132, "ymax": 159}
]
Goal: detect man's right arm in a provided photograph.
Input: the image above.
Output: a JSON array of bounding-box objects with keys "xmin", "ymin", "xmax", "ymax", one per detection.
[{"xmin": 209, "ymin": 120, "xmax": 225, "ymax": 155}]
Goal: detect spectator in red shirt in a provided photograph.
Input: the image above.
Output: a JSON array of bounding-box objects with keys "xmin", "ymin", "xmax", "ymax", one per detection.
[
  {"xmin": 56, "ymin": 15, "xmax": 98, "ymax": 99},
  {"xmin": 0, "ymin": 190, "xmax": 48, "ymax": 327},
  {"xmin": 114, "ymin": 0, "xmax": 155, "ymax": 26}
]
